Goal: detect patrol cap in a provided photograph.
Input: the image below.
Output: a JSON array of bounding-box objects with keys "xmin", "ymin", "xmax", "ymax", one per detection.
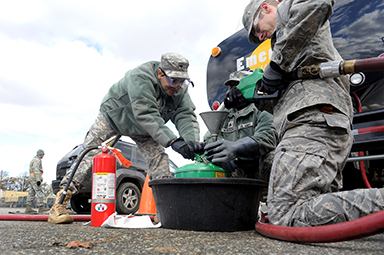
[
  {"xmin": 159, "ymin": 53, "xmax": 190, "ymax": 80},
  {"xmin": 36, "ymin": 149, "xmax": 45, "ymax": 156},
  {"xmin": 243, "ymin": 0, "xmax": 265, "ymax": 45},
  {"xmin": 224, "ymin": 70, "xmax": 253, "ymax": 87}
]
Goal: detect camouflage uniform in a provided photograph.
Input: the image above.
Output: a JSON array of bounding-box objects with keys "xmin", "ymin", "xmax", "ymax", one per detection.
[
  {"xmin": 244, "ymin": 0, "xmax": 384, "ymax": 226},
  {"xmin": 60, "ymin": 111, "xmax": 119, "ymax": 193},
  {"xmin": 204, "ymin": 103, "xmax": 276, "ymax": 180},
  {"xmin": 204, "ymin": 71, "xmax": 277, "ymax": 180},
  {"xmin": 27, "ymin": 154, "xmax": 45, "ymax": 207},
  {"xmin": 60, "ymin": 53, "xmax": 200, "ymax": 195}
]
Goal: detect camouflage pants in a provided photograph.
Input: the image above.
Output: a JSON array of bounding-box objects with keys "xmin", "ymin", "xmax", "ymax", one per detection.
[
  {"xmin": 268, "ymin": 106, "xmax": 384, "ymax": 227},
  {"xmin": 60, "ymin": 110, "xmax": 171, "ymax": 195},
  {"xmin": 26, "ymin": 180, "xmax": 44, "ymax": 207},
  {"xmin": 130, "ymin": 135, "xmax": 171, "ymax": 180}
]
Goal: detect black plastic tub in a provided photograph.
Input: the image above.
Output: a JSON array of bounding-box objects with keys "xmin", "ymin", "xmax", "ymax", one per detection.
[{"xmin": 149, "ymin": 178, "xmax": 267, "ymax": 232}]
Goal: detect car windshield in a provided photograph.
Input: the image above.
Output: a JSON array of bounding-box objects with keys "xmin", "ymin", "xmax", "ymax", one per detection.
[{"xmin": 62, "ymin": 145, "xmax": 83, "ymax": 159}]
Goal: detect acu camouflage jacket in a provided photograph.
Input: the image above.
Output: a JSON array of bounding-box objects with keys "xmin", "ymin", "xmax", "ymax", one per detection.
[{"xmin": 271, "ymin": 0, "xmax": 353, "ymax": 137}]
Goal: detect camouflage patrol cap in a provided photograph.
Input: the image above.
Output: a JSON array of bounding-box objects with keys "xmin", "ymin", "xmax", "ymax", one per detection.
[
  {"xmin": 243, "ymin": 0, "xmax": 265, "ymax": 45},
  {"xmin": 224, "ymin": 70, "xmax": 253, "ymax": 87},
  {"xmin": 36, "ymin": 149, "xmax": 45, "ymax": 156},
  {"xmin": 159, "ymin": 53, "xmax": 190, "ymax": 79}
]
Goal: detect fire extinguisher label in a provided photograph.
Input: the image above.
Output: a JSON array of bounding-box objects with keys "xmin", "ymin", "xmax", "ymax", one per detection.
[
  {"xmin": 94, "ymin": 203, "xmax": 108, "ymax": 212},
  {"xmin": 92, "ymin": 173, "xmax": 116, "ymax": 200}
]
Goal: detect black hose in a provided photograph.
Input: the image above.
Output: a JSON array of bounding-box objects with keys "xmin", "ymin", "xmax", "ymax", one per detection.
[
  {"xmin": 110, "ymin": 134, "xmax": 122, "ymax": 147},
  {"xmin": 59, "ymin": 146, "xmax": 99, "ymax": 204}
]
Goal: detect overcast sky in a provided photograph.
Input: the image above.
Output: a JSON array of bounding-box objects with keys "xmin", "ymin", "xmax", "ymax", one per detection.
[{"xmin": 0, "ymin": 0, "xmax": 249, "ymax": 186}]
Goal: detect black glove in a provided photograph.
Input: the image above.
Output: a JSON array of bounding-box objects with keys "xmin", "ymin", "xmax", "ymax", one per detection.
[
  {"xmin": 224, "ymin": 87, "xmax": 249, "ymax": 110},
  {"xmin": 37, "ymin": 181, "xmax": 41, "ymax": 186},
  {"xmin": 259, "ymin": 61, "xmax": 286, "ymax": 94},
  {"xmin": 215, "ymin": 160, "xmax": 237, "ymax": 176},
  {"xmin": 189, "ymin": 142, "xmax": 205, "ymax": 155},
  {"xmin": 171, "ymin": 137, "xmax": 197, "ymax": 160},
  {"xmin": 204, "ymin": 137, "xmax": 259, "ymax": 163}
]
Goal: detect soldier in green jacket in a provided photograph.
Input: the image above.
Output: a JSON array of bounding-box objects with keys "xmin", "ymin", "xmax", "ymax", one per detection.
[
  {"xmin": 26, "ymin": 149, "xmax": 50, "ymax": 213},
  {"xmin": 49, "ymin": 53, "xmax": 202, "ymax": 224},
  {"xmin": 204, "ymin": 71, "xmax": 277, "ymax": 180}
]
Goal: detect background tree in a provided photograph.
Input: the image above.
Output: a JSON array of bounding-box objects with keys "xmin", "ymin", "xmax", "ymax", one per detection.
[
  {"xmin": 18, "ymin": 172, "xmax": 29, "ymax": 192},
  {"xmin": 41, "ymin": 183, "xmax": 54, "ymax": 197},
  {"xmin": 0, "ymin": 170, "xmax": 9, "ymax": 190}
]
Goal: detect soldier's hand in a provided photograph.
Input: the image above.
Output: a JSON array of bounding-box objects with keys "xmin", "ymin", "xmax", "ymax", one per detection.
[
  {"xmin": 188, "ymin": 142, "xmax": 205, "ymax": 155},
  {"xmin": 204, "ymin": 137, "xmax": 259, "ymax": 163},
  {"xmin": 204, "ymin": 139, "xmax": 238, "ymax": 163},
  {"xmin": 171, "ymin": 137, "xmax": 195, "ymax": 160},
  {"xmin": 224, "ymin": 87, "xmax": 248, "ymax": 110},
  {"xmin": 259, "ymin": 61, "xmax": 286, "ymax": 94},
  {"xmin": 37, "ymin": 181, "xmax": 41, "ymax": 186}
]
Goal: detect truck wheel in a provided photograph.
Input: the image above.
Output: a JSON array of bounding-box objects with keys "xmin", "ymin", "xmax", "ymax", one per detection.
[
  {"xmin": 70, "ymin": 196, "xmax": 91, "ymax": 214},
  {"xmin": 116, "ymin": 182, "xmax": 141, "ymax": 215}
]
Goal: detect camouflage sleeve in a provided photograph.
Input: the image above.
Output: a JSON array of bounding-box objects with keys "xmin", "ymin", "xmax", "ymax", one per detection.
[
  {"xmin": 171, "ymin": 91, "xmax": 200, "ymax": 143},
  {"xmin": 30, "ymin": 158, "xmax": 43, "ymax": 182},
  {"xmin": 272, "ymin": 0, "xmax": 334, "ymax": 70}
]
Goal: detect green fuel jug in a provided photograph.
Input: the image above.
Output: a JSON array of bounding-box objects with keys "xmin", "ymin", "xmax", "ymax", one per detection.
[{"xmin": 174, "ymin": 154, "xmax": 227, "ymax": 178}]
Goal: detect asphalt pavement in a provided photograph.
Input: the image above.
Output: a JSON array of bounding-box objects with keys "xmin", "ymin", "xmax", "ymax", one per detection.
[{"xmin": 0, "ymin": 207, "xmax": 383, "ymax": 255}]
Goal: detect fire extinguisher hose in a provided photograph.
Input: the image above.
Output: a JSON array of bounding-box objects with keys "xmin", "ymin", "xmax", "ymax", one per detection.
[{"xmin": 59, "ymin": 146, "xmax": 99, "ymax": 204}]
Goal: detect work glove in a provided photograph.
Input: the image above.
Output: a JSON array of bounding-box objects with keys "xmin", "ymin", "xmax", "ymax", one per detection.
[
  {"xmin": 224, "ymin": 87, "xmax": 249, "ymax": 110},
  {"xmin": 204, "ymin": 137, "xmax": 259, "ymax": 163},
  {"xmin": 259, "ymin": 61, "xmax": 287, "ymax": 94},
  {"xmin": 37, "ymin": 181, "xmax": 41, "ymax": 186},
  {"xmin": 171, "ymin": 137, "xmax": 201, "ymax": 160},
  {"xmin": 215, "ymin": 160, "xmax": 237, "ymax": 176},
  {"xmin": 189, "ymin": 142, "xmax": 205, "ymax": 155}
]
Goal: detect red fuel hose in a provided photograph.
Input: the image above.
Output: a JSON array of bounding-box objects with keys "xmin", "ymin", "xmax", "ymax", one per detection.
[
  {"xmin": 352, "ymin": 57, "xmax": 384, "ymax": 73},
  {"xmin": 0, "ymin": 214, "xmax": 91, "ymax": 222},
  {"xmin": 0, "ymin": 214, "xmax": 154, "ymax": 222},
  {"xmin": 255, "ymin": 209, "xmax": 384, "ymax": 243},
  {"xmin": 256, "ymin": 93, "xmax": 381, "ymax": 243}
]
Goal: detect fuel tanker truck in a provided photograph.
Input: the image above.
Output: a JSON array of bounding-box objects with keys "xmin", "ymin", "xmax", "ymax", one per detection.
[{"xmin": 205, "ymin": 0, "xmax": 384, "ymax": 242}]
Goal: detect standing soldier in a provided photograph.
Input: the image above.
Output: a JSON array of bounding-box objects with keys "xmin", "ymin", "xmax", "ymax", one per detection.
[{"xmin": 26, "ymin": 149, "xmax": 50, "ymax": 213}]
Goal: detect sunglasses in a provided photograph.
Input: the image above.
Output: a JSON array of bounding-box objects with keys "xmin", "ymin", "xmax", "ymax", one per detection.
[
  {"xmin": 160, "ymin": 68, "xmax": 193, "ymax": 89},
  {"xmin": 252, "ymin": 8, "xmax": 262, "ymax": 36}
]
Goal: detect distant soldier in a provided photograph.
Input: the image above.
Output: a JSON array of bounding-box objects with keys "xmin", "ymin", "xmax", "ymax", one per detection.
[{"xmin": 25, "ymin": 149, "xmax": 50, "ymax": 213}]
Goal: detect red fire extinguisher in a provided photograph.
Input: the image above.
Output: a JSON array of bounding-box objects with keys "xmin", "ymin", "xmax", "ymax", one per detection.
[
  {"xmin": 91, "ymin": 146, "xmax": 116, "ymax": 227},
  {"xmin": 90, "ymin": 145, "xmax": 132, "ymax": 227}
]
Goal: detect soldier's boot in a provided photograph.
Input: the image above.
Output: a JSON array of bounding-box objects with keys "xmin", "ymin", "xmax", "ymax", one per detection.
[
  {"xmin": 25, "ymin": 205, "xmax": 37, "ymax": 213},
  {"xmin": 38, "ymin": 206, "xmax": 50, "ymax": 212},
  {"xmin": 48, "ymin": 189, "xmax": 74, "ymax": 224}
]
